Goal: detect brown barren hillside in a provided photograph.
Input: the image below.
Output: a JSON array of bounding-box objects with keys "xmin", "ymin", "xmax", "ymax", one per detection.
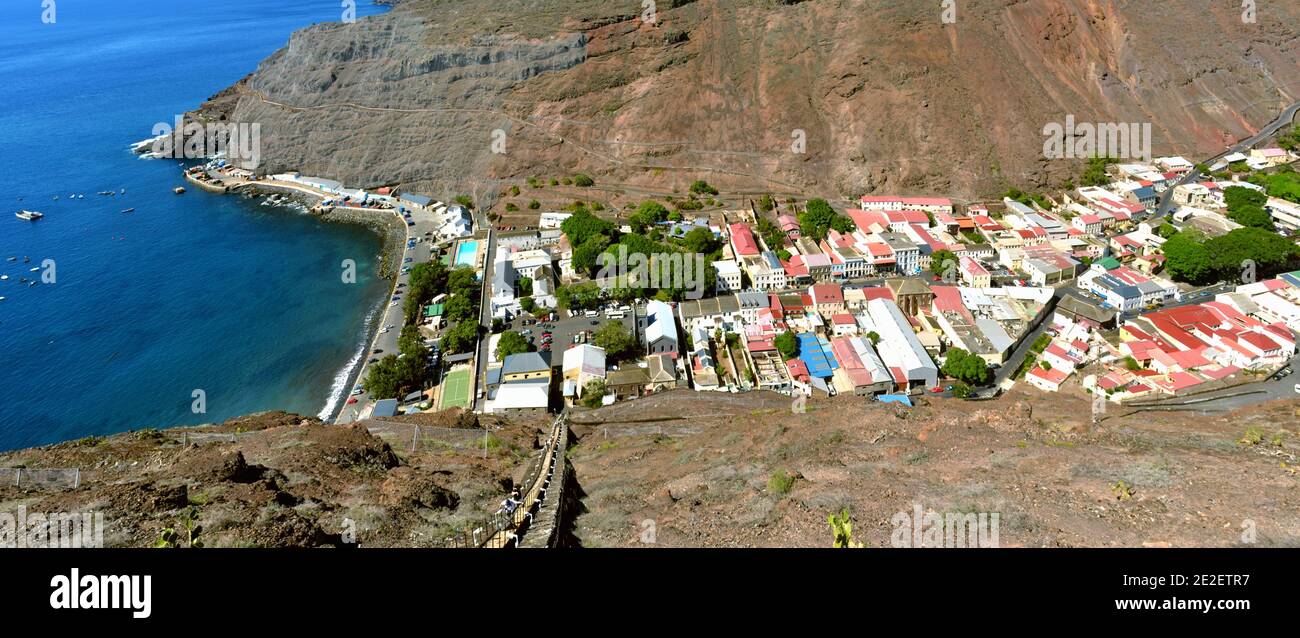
[
  {"xmin": 194, "ymin": 0, "xmax": 1300, "ymax": 201},
  {"xmin": 0, "ymin": 410, "xmax": 549, "ymax": 547},
  {"xmin": 565, "ymin": 389, "xmax": 1300, "ymax": 548}
]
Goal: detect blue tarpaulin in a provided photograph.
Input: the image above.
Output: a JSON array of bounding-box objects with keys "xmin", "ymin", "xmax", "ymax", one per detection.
[{"xmin": 877, "ymin": 394, "xmax": 913, "ymax": 407}]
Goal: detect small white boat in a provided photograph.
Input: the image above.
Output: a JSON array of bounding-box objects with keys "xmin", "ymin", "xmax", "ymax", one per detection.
[
  {"xmin": 15, "ymin": 210, "xmax": 43, "ymax": 221},
  {"xmin": 29, "ymin": 267, "xmax": 38, "ymax": 272},
  {"xmin": 0, "ymin": 297, "xmax": 6, "ymax": 302},
  {"xmin": 0, "ymin": 275, "xmax": 7, "ymax": 280},
  {"xmin": 173, "ymin": 186, "xmax": 186, "ymax": 194}
]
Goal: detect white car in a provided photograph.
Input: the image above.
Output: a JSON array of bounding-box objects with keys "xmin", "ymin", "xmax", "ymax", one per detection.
[{"xmin": 1294, "ymin": 383, "xmax": 1300, "ymax": 395}]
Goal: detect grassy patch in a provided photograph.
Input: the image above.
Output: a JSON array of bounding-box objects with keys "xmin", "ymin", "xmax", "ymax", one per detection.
[{"xmin": 767, "ymin": 470, "xmax": 796, "ymax": 496}]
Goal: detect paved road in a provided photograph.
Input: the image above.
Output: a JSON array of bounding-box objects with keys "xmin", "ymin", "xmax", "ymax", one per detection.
[
  {"xmin": 970, "ymin": 286, "xmax": 1067, "ymax": 397},
  {"xmin": 472, "ymin": 224, "xmax": 496, "ymax": 412},
  {"xmin": 335, "ymin": 202, "xmax": 446, "ymax": 423},
  {"xmin": 1155, "ymin": 101, "xmax": 1300, "ymax": 218}
]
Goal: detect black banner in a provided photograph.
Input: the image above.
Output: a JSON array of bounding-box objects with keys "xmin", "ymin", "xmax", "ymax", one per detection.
[{"xmin": 1, "ymin": 548, "xmax": 1290, "ymax": 627}]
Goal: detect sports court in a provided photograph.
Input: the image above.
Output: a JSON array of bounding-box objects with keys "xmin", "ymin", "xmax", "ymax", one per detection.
[{"xmin": 439, "ymin": 368, "xmax": 472, "ymax": 410}]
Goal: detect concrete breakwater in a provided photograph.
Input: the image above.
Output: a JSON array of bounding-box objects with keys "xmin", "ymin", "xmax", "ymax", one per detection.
[
  {"xmin": 312, "ymin": 205, "xmax": 406, "ymax": 280},
  {"xmin": 232, "ymin": 182, "xmax": 406, "ymax": 280}
]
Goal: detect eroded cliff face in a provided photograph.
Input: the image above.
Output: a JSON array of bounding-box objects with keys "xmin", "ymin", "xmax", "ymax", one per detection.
[{"xmin": 195, "ymin": 0, "xmax": 1300, "ymax": 200}]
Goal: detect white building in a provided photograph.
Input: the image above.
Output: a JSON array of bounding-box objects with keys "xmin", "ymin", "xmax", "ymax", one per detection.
[{"xmin": 713, "ymin": 259, "xmax": 742, "ymax": 293}]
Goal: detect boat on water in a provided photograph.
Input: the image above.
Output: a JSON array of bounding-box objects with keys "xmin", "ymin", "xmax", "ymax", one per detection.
[
  {"xmin": 174, "ymin": 186, "xmax": 186, "ymax": 194},
  {"xmin": 121, "ymin": 208, "xmax": 135, "ymax": 213},
  {"xmin": 15, "ymin": 210, "xmax": 43, "ymax": 221}
]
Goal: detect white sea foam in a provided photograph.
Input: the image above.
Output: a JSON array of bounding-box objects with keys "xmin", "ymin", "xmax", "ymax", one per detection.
[{"xmin": 317, "ymin": 302, "xmax": 382, "ymax": 421}]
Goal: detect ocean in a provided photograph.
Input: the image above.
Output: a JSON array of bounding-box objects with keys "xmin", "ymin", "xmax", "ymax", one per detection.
[{"xmin": 0, "ymin": 0, "xmax": 391, "ymax": 450}]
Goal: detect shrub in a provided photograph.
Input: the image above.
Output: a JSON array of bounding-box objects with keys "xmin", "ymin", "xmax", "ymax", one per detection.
[{"xmin": 768, "ymin": 470, "xmax": 795, "ymax": 496}]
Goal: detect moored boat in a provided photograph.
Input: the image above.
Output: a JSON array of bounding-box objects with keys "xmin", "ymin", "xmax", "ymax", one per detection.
[{"xmin": 15, "ymin": 210, "xmax": 44, "ymax": 221}]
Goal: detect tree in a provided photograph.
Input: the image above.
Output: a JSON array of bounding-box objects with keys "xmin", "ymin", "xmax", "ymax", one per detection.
[
  {"xmin": 520, "ymin": 297, "xmax": 537, "ymax": 314},
  {"xmin": 798, "ymin": 198, "xmax": 850, "ymax": 242},
  {"xmin": 592, "ymin": 322, "xmax": 639, "ymax": 362},
  {"xmin": 1080, "ymin": 156, "xmax": 1116, "ymax": 187},
  {"xmin": 1223, "ymin": 186, "xmax": 1273, "ymax": 230},
  {"xmin": 440, "ymin": 320, "xmax": 479, "ymax": 354},
  {"xmin": 516, "ymin": 276, "xmax": 533, "ymax": 297},
  {"xmin": 444, "ymin": 295, "xmax": 475, "ymax": 322},
  {"xmin": 630, "ymin": 200, "xmax": 670, "ymax": 233},
  {"xmin": 942, "ymin": 348, "xmax": 991, "ymax": 386},
  {"xmin": 1161, "ymin": 229, "xmax": 1215, "ymax": 284},
  {"xmin": 930, "ymin": 249, "xmax": 958, "ymax": 278},
  {"xmin": 454, "ymin": 195, "xmax": 474, "ymax": 209},
  {"xmin": 573, "ymin": 173, "xmax": 594, "ymax": 187},
  {"xmin": 757, "ymin": 194, "xmax": 776, "ymax": 212},
  {"xmin": 681, "ymin": 226, "xmax": 720, "ymax": 255},
  {"xmin": 573, "ymin": 234, "xmax": 611, "ymax": 276},
  {"xmin": 689, "ymin": 180, "xmax": 718, "ymax": 196},
  {"xmin": 528, "ymin": 199, "xmax": 540, "ymax": 210},
  {"xmin": 560, "ymin": 209, "xmax": 617, "ymax": 247},
  {"xmin": 496, "ymin": 330, "xmax": 533, "ymax": 360},
  {"xmin": 557, "ymin": 281, "xmax": 603, "ymax": 310},
  {"xmin": 865, "ymin": 331, "xmax": 880, "ymax": 346},
  {"xmin": 446, "ymin": 266, "xmax": 479, "ymax": 297},
  {"xmin": 581, "ymin": 379, "xmax": 606, "ymax": 408},
  {"xmin": 775, "ymin": 330, "xmax": 800, "ymax": 360}
]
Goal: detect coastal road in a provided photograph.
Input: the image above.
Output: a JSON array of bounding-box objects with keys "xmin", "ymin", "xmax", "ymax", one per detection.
[
  {"xmin": 1155, "ymin": 101, "xmax": 1300, "ymax": 217},
  {"xmin": 334, "ymin": 200, "xmax": 442, "ymax": 423}
]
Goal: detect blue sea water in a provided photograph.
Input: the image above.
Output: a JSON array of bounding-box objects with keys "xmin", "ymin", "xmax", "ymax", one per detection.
[{"xmin": 0, "ymin": 0, "xmax": 391, "ymax": 450}]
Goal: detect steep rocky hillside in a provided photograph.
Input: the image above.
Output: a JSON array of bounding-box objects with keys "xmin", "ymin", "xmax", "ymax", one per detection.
[
  {"xmin": 194, "ymin": 0, "xmax": 1300, "ymax": 201},
  {"xmin": 565, "ymin": 389, "xmax": 1300, "ymax": 548},
  {"xmin": 0, "ymin": 410, "xmax": 547, "ymax": 547}
]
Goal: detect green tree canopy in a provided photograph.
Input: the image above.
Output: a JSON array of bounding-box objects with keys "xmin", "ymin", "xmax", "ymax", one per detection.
[
  {"xmin": 440, "ymin": 320, "xmax": 479, "ymax": 354},
  {"xmin": 496, "ymin": 330, "xmax": 534, "ymax": 360},
  {"xmin": 560, "ymin": 209, "xmax": 618, "ymax": 247},
  {"xmin": 941, "ymin": 348, "xmax": 991, "ymax": 386},
  {"xmin": 1223, "ymin": 186, "xmax": 1273, "ymax": 230},
  {"xmin": 774, "ymin": 330, "xmax": 800, "ymax": 360},
  {"xmin": 592, "ymin": 322, "xmax": 639, "ymax": 362},
  {"xmin": 799, "ymin": 198, "xmax": 853, "ymax": 242}
]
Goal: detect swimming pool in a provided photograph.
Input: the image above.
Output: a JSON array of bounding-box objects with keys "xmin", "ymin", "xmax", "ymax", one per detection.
[{"xmin": 454, "ymin": 240, "xmax": 479, "ymax": 268}]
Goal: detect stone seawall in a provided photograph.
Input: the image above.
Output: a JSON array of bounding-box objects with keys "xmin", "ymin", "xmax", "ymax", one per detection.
[{"xmin": 313, "ymin": 206, "xmax": 406, "ymax": 280}]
